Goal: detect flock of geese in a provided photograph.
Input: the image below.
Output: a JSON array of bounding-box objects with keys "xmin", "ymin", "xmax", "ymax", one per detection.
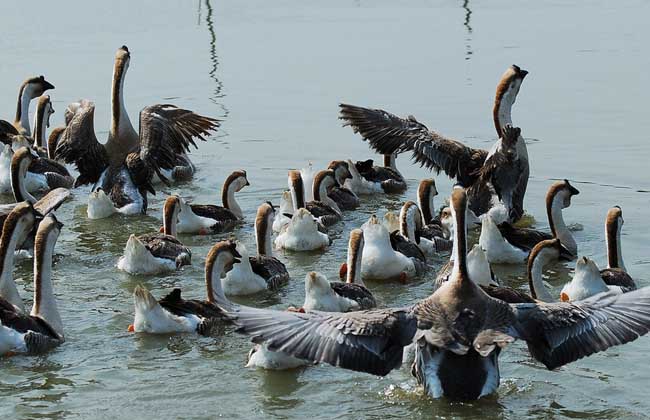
[{"xmin": 1, "ymin": 47, "xmax": 649, "ymax": 401}]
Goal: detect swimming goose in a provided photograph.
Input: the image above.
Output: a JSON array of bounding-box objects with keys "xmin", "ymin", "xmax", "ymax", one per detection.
[
  {"xmin": 0, "ymin": 76, "xmax": 55, "ymax": 138},
  {"xmin": 129, "ymin": 240, "xmax": 240, "ymax": 334},
  {"xmin": 417, "ymin": 178, "xmax": 446, "ymax": 240},
  {"xmin": 600, "ymin": 206, "xmax": 636, "ymax": 291},
  {"xmin": 272, "ymin": 190, "xmax": 293, "ymax": 233},
  {"xmin": 6, "ymin": 147, "xmax": 73, "ymax": 197},
  {"xmin": 117, "ymin": 195, "xmax": 191, "ymax": 275},
  {"xmin": 343, "ymin": 158, "xmax": 382, "ymax": 195},
  {"xmin": 400, "ymin": 200, "xmax": 453, "ymax": 256},
  {"xmin": 176, "ymin": 170, "xmax": 249, "ymax": 234},
  {"xmin": 333, "ymin": 229, "xmax": 377, "ymax": 310},
  {"xmin": 491, "ymin": 179, "xmax": 581, "ymax": 261},
  {"xmin": 526, "ymin": 238, "xmax": 573, "ymax": 302},
  {"xmin": 218, "ymin": 187, "xmax": 650, "ymax": 400},
  {"xmin": 0, "ymin": 203, "xmax": 40, "ymax": 312},
  {"xmin": 560, "ymin": 256, "xmax": 624, "ymax": 302},
  {"xmin": 55, "ymin": 46, "xmax": 219, "ymax": 219},
  {"xmin": 352, "ymin": 153, "xmax": 407, "ymax": 194},
  {"xmin": 274, "ymin": 208, "xmax": 330, "ymax": 252},
  {"xmin": 0, "ymin": 214, "xmax": 64, "ymax": 356},
  {"xmin": 360, "ymin": 214, "xmax": 418, "ymax": 282},
  {"xmin": 327, "ymin": 160, "xmax": 360, "ymax": 210},
  {"xmin": 287, "ymin": 169, "xmax": 342, "ymax": 227},
  {"xmin": 222, "ymin": 203, "xmax": 290, "ymax": 295},
  {"xmin": 340, "ymin": 65, "xmax": 529, "ymax": 222}
]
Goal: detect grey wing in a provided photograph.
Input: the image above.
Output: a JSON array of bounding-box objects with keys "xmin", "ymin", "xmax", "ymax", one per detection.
[
  {"xmin": 511, "ymin": 287, "xmax": 650, "ymax": 370},
  {"xmin": 249, "ymin": 256, "xmax": 290, "ymax": 290},
  {"xmin": 139, "ymin": 233, "xmax": 191, "ymax": 264},
  {"xmin": 33, "ymin": 188, "xmax": 71, "ymax": 215},
  {"xmin": 138, "ymin": 104, "xmax": 219, "ymax": 184},
  {"xmin": 330, "ymin": 282, "xmax": 377, "ymax": 310},
  {"xmin": 339, "ymin": 103, "xmax": 488, "ymax": 186},
  {"xmin": 55, "ymin": 100, "xmax": 109, "ymax": 186},
  {"xmin": 221, "ymin": 301, "xmax": 418, "ymax": 376},
  {"xmin": 510, "ymin": 159, "xmax": 529, "ymax": 222},
  {"xmin": 497, "ymin": 223, "xmax": 552, "ymax": 253}
]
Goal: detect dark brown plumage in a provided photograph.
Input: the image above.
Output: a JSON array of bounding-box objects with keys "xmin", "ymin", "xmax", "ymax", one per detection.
[
  {"xmin": 158, "ymin": 289, "xmax": 227, "ymax": 335},
  {"xmin": 329, "ymin": 282, "xmax": 376, "ymax": 310}
]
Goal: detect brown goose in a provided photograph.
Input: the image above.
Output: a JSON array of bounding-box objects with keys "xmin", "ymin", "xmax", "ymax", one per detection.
[
  {"xmin": 128, "ymin": 240, "xmax": 241, "ymax": 334},
  {"xmin": 340, "ymin": 65, "xmax": 529, "ymax": 222},
  {"xmin": 117, "ymin": 195, "xmax": 191, "ymax": 275},
  {"xmin": 55, "ymin": 46, "xmax": 219, "ymax": 219},
  {"xmin": 176, "ymin": 170, "xmax": 249, "ymax": 234},
  {"xmin": 30, "ymin": 95, "xmax": 55, "ymax": 155},
  {"xmin": 10, "ymin": 147, "xmax": 73, "ymax": 197},
  {"xmin": 352, "ymin": 154, "xmax": 407, "ymax": 194},
  {"xmin": 329, "ymin": 229, "xmax": 376, "ymax": 310},
  {"xmin": 0, "ymin": 214, "xmax": 64, "ymax": 356},
  {"xmin": 222, "ymin": 202, "xmax": 290, "ymax": 295},
  {"xmin": 600, "ymin": 206, "xmax": 636, "ymax": 291},
  {"xmin": 0, "ymin": 76, "xmax": 55, "ymax": 139},
  {"xmin": 417, "ymin": 178, "xmax": 446, "ymax": 240},
  {"xmin": 288, "ymin": 169, "xmax": 341, "ymax": 227},
  {"xmin": 326, "ymin": 160, "xmax": 360, "ymax": 210},
  {"xmin": 216, "ymin": 187, "xmax": 650, "ymax": 400}
]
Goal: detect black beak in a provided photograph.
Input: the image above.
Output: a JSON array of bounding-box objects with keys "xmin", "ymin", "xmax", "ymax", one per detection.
[
  {"xmin": 558, "ymin": 244, "xmax": 575, "ymax": 261},
  {"xmin": 565, "ymin": 179, "xmax": 580, "ymax": 195},
  {"xmin": 41, "ymin": 78, "xmax": 55, "ymax": 91},
  {"xmin": 232, "ymin": 257, "xmax": 241, "ymax": 264},
  {"xmin": 283, "ymin": 212, "xmax": 293, "ymax": 219}
]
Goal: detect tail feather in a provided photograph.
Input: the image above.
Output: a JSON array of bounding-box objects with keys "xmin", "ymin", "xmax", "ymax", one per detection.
[{"xmin": 133, "ymin": 285, "xmax": 160, "ymax": 312}]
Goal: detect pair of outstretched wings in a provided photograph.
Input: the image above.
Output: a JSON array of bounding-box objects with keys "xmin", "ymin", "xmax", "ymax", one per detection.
[
  {"xmin": 218, "ymin": 287, "xmax": 650, "ymax": 376},
  {"xmin": 55, "ymin": 101, "xmax": 219, "ymax": 188}
]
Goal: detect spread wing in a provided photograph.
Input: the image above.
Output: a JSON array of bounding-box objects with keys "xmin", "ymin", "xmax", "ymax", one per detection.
[
  {"xmin": 0, "ymin": 120, "xmax": 19, "ymax": 144},
  {"xmin": 138, "ymin": 104, "xmax": 219, "ymax": 184},
  {"xmin": 219, "ymin": 299, "xmax": 418, "ymax": 376},
  {"xmin": 55, "ymin": 100, "xmax": 109, "ymax": 186},
  {"xmin": 339, "ymin": 103, "xmax": 488, "ymax": 186},
  {"xmin": 511, "ymin": 287, "xmax": 650, "ymax": 370}
]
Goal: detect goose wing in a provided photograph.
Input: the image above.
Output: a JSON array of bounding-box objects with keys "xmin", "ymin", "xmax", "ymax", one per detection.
[
  {"xmin": 496, "ymin": 222, "xmax": 552, "ymax": 252},
  {"xmin": 33, "ymin": 188, "xmax": 71, "ymax": 216},
  {"xmin": 138, "ymin": 233, "xmax": 191, "ymax": 262},
  {"xmin": 339, "ymin": 103, "xmax": 488, "ymax": 186},
  {"xmin": 137, "ymin": 104, "xmax": 219, "ymax": 184},
  {"xmin": 249, "ymin": 255, "xmax": 290, "ymax": 290},
  {"xmin": 511, "ymin": 287, "xmax": 650, "ymax": 369},
  {"xmin": 55, "ymin": 100, "xmax": 109, "ymax": 186},
  {"xmin": 219, "ymin": 298, "xmax": 418, "ymax": 376},
  {"xmin": 600, "ymin": 268, "xmax": 636, "ymax": 291},
  {"xmin": 0, "ymin": 120, "xmax": 19, "ymax": 144},
  {"xmin": 0, "ymin": 297, "xmax": 59, "ymax": 338}
]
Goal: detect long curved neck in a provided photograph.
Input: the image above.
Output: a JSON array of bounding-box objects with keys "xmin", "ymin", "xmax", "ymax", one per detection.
[
  {"xmin": 256, "ymin": 215, "xmax": 273, "ymax": 257},
  {"xmin": 0, "ymin": 221, "xmax": 26, "ymax": 312},
  {"xmin": 400, "ymin": 206, "xmax": 417, "ymax": 242},
  {"xmin": 222, "ymin": 181, "xmax": 243, "ymax": 219},
  {"xmin": 15, "ymin": 84, "xmax": 33, "ymax": 135},
  {"xmin": 163, "ymin": 207, "xmax": 178, "ymax": 237},
  {"xmin": 108, "ymin": 60, "xmax": 137, "ymax": 158},
  {"xmin": 527, "ymin": 251, "xmax": 555, "ymax": 302},
  {"xmin": 206, "ymin": 253, "xmax": 228, "ymax": 303},
  {"xmin": 313, "ymin": 178, "xmax": 341, "ymax": 214},
  {"xmin": 383, "ymin": 154, "xmax": 396, "ymax": 169},
  {"xmin": 33, "ymin": 106, "xmax": 48, "ymax": 148},
  {"xmin": 289, "ymin": 173, "xmax": 305, "ymax": 211},
  {"xmin": 32, "ymin": 231, "xmax": 63, "ymax": 337},
  {"xmin": 418, "ymin": 188, "xmax": 434, "ymax": 225},
  {"xmin": 346, "ymin": 239, "xmax": 364, "ymax": 286},
  {"xmin": 451, "ymin": 207, "xmax": 468, "ymax": 280},
  {"xmin": 547, "ymin": 195, "xmax": 576, "ymax": 255},
  {"xmin": 606, "ymin": 221, "xmax": 625, "ymax": 270},
  {"xmin": 12, "ymin": 156, "xmax": 37, "ymax": 203}
]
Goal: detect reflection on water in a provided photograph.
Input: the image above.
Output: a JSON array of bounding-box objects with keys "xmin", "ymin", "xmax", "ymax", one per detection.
[
  {"xmin": 462, "ymin": 0, "xmax": 473, "ymax": 61},
  {"xmin": 202, "ymin": 0, "xmax": 228, "ymax": 118}
]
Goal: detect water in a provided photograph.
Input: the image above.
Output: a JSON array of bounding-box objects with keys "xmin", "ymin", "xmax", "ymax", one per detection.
[{"xmin": 1, "ymin": 0, "xmax": 649, "ymax": 418}]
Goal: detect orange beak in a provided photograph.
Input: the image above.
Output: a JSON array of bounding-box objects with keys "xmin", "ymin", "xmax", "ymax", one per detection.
[
  {"xmin": 560, "ymin": 292, "xmax": 570, "ymax": 302},
  {"xmin": 158, "ymin": 226, "xmax": 164, "ymax": 233},
  {"xmin": 339, "ymin": 263, "xmax": 347, "ymax": 280},
  {"xmin": 127, "ymin": 324, "xmax": 135, "ymax": 332}
]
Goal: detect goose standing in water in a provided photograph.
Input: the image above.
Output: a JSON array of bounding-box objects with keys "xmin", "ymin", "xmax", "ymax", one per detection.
[
  {"xmin": 176, "ymin": 170, "xmax": 249, "ymax": 234},
  {"xmin": 218, "ymin": 187, "xmax": 650, "ymax": 400},
  {"xmin": 129, "ymin": 240, "xmax": 240, "ymax": 334},
  {"xmin": 0, "ymin": 214, "xmax": 64, "ymax": 356},
  {"xmin": 222, "ymin": 202, "xmax": 290, "ymax": 295},
  {"xmin": 118, "ymin": 196, "xmax": 191, "ymax": 275},
  {"xmin": 327, "ymin": 160, "xmax": 360, "ymax": 210},
  {"xmin": 0, "ymin": 76, "xmax": 55, "ymax": 138},
  {"xmin": 351, "ymin": 153, "xmax": 407, "ymax": 194},
  {"xmin": 481, "ymin": 180, "xmax": 580, "ymax": 264},
  {"xmin": 340, "ymin": 65, "xmax": 529, "ymax": 222},
  {"xmin": 600, "ymin": 206, "xmax": 636, "ymax": 291},
  {"xmin": 55, "ymin": 46, "xmax": 219, "ymax": 219}
]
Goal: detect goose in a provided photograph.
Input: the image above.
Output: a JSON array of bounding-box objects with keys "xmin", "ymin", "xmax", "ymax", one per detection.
[
  {"xmin": 351, "ymin": 153, "xmax": 407, "ymax": 194},
  {"xmin": 560, "ymin": 256, "xmax": 626, "ymax": 302},
  {"xmin": 274, "ymin": 208, "xmax": 330, "ymax": 252},
  {"xmin": 288, "ymin": 170, "xmax": 341, "ymax": 227},
  {"xmin": 0, "ymin": 203, "xmax": 40, "ymax": 312},
  {"xmin": 600, "ymin": 206, "xmax": 636, "ymax": 291},
  {"xmin": 340, "ymin": 65, "xmax": 529, "ymax": 222},
  {"xmin": 128, "ymin": 240, "xmax": 240, "ymax": 334},
  {"xmin": 217, "ymin": 186, "xmax": 650, "ymax": 400},
  {"xmin": 4, "ymin": 146, "xmax": 73, "ymax": 197},
  {"xmin": 300, "ymin": 162, "xmax": 316, "ymax": 202},
  {"xmin": 222, "ymin": 202, "xmax": 290, "ymax": 295},
  {"xmin": 382, "ymin": 210, "xmax": 400, "ymax": 233},
  {"xmin": 117, "ymin": 195, "xmax": 191, "ymax": 275},
  {"xmin": 47, "ymin": 127, "xmax": 66, "ymax": 160},
  {"xmin": 343, "ymin": 158, "xmax": 382, "ymax": 195},
  {"xmin": 399, "ymin": 200, "xmax": 453, "ymax": 256},
  {"xmin": 489, "ymin": 179, "xmax": 581, "ymax": 261},
  {"xmin": 360, "ymin": 214, "xmax": 418, "ymax": 282},
  {"xmin": 272, "ymin": 190, "xmax": 292, "ymax": 233},
  {"xmin": 0, "ymin": 76, "xmax": 55, "ymax": 138},
  {"xmin": 332, "ymin": 229, "xmax": 377, "ymax": 310},
  {"xmin": 31, "ymin": 95, "xmax": 55, "ymax": 154},
  {"xmin": 327, "ymin": 160, "xmax": 360, "ymax": 210},
  {"xmin": 527, "ymin": 238, "xmax": 573, "ymax": 302},
  {"xmin": 0, "ymin": 214, "xmax": 64, "ymax": 356},
  {"xmin": 417, "ymin": 178, "xmax": 446, "ymax": 240},
  {"xmin": 55, "ymin": 46, "xmax": 219, "ymax": 219},
  {"xmin": 176, "ymin": 170, "xmax": 249, "ymax": 234}
]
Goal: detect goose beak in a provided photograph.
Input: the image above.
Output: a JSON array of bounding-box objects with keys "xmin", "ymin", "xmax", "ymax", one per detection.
[
  {"xmin": 560, "ymin": 292, "xmax": 570, "ymax": 302},
  {"xmin": 127, "ymin": 324, "xmax": 135, "ymax": 332},
  {"xmin": 339, "ymin": 263, "xmax": 347, "ymax": 280}
]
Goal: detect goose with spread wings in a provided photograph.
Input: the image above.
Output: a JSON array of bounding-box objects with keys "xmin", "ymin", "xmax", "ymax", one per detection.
[
  {"xmin": 218, "ymin": 187, "xmax": 650, "ymax": 400},
  {"xmin": 340, "ymin": 65, "xmax": 529, "ymax": 222},
  {"xmin": 55, "ymin": 46, "xmax": 219, "ymax": 219}
]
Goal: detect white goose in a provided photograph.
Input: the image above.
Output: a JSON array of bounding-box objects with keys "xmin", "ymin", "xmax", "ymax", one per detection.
[
  {"xmin": 560, "ymin": 256, "xmax": 623, "ymax": 302},
  {"xmin": 0, "ymin": 75, "xmax": 55, "ymax": 138},
  {"xmin": 275, "ymin": 208, "xmax": 330, "ymax": 252},
  {"xmin": 272, "ymin": 190, "xmax": 293, "ymax": 233},
  {"xmin": 360, "ymin": 214, "xmax": 417, "ymax": 282}
]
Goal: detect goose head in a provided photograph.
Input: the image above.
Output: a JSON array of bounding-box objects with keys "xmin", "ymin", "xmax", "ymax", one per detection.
[
  {"xmin": 22, "ymin": 75, "xmax": 55, "ymax": 100},
  {"xmin": 439, "ymin": 207, "xmax": 453, "ymax": 238},
  {"xmin": 493, "ymin": 64, "xmax": 528, "ymax": 136},
  {"xmin": 547, "ymin": 179, "xmax": 580, "ymax": 210},
  {"xmin": 382, "ymin": 211, "xmax": 400, "ymax": 233},
  {"xmin": 560, "ymin": 256, "xmax": 608, "ymax": 302},
  {"xmin": 328, "ymin": 160, "xmax": 352, "ymax": 185}
]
